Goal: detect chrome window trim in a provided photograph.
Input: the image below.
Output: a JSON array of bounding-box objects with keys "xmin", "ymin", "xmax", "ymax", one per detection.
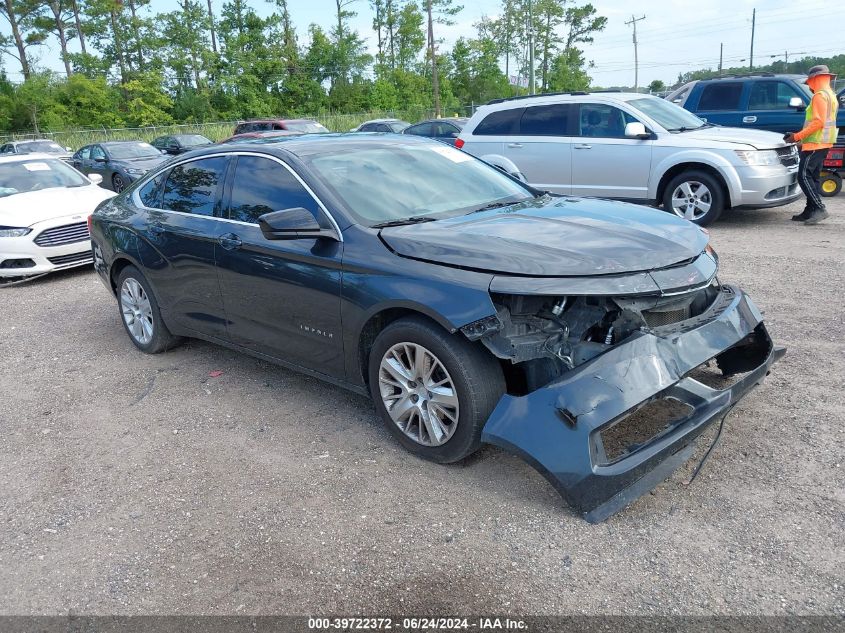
[{"xmin": 131, "ymin": 150, "xmax": 344, "ymax": 241}]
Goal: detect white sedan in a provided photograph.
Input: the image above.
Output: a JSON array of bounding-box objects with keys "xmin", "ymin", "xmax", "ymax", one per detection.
[{"xmin": 0, "ymin": 154, "xmax": 115, "ymax": 279}]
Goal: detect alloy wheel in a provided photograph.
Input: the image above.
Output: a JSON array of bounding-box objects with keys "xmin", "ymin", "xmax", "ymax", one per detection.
[
  {"xmin": 670, "ymin": 181, "xmax": 712, "ymax": 221},
  {"xmin": 378, "ymin": 342, "xmax": 460, "ymax": 447},
  {"xmin": 113, "ymin": 175, "xmax": 125, "ymax": 192},
  {"xmin": 120, "ymin": 277, "xmax": 154, "ymax": 345}
]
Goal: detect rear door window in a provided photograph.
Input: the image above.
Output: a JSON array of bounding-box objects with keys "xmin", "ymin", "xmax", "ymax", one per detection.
[
  {"xmin": 519, "ymin": 104, "xmax": 571, "ymax": 135},
  {"xmin": 748, "ymin": 81, "xmax": 804, "ymax": 110},
  {"xmin": 161, "ymin": 156, "xmax": 228, "ymax": 217},
  {"xmin": 227, "ymin": 156, "xmax": 319, "ymax": 224},
  {"xmin": 698, "ymin": 82, "xmax": 743, "ymax": 110},
  {"xmin": 474, "ymin": 108, "xmax": 524, "ymax": 135}
]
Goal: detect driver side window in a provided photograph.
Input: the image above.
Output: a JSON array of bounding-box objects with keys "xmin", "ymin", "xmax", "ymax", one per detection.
[
  {"xmin": 90, "ymin": 146, "xmax": 106, "ymax": 160},
  {"xmin": 577, "ymin": 104, "xmax": 638, "ymax": 138},
  {"xmin": 227, "ymin": 156, "xmax": 320, "ymax": 224}
]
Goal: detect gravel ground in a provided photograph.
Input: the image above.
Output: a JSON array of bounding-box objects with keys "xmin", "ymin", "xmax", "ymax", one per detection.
[{"xmin": 0, "ymin": 196, "xmax": 843, "ymax": 617}]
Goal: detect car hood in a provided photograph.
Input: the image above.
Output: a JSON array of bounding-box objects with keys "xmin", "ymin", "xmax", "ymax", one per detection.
[
  {"xmin": 0, "ymin": 185, "xmax": 115, "ymax": 227},
  {"xmin": 677, "ymin": 126, "xmax": 787, "ymax": 149},
  {"xmin": 379, "ymin": 197, "xmax": 708, "ymax": 277},
  {"xmin": 111, "ymin": 156, "xmax": 168, "ymax": 170}
]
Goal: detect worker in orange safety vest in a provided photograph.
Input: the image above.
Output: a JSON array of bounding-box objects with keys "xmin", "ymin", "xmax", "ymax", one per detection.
[{"xmin": 784, "ymin": 64, "xmax": 839, "ymax": 225}]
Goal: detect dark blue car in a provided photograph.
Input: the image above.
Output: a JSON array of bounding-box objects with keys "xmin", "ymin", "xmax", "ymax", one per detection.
[
  {"xmin": 667, "ymin": 74, "xmax": 845, "ymax": 135},
  {"xmin": 89, "ymin": 135, "xmax": 782, "ymax": 521}
]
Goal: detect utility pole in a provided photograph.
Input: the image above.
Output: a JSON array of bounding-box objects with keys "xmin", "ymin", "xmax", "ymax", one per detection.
[
  {"xmin": 426, "ymin": 0, "xmax": 441, "ymax": 118},
  {"xmin": 527, "ymin": 0, "xmax": 535, "ymax": 94},
  {"xmin": 719, "ymin": 42, "xmax": 723, "ymax": 77},
  {"xmin": 625, "ymin": 14, "xmax": 646, "ymax": 93},
  {"xmin": 749, "ymin": 8, "xmax": 756, "ymax": 71}
]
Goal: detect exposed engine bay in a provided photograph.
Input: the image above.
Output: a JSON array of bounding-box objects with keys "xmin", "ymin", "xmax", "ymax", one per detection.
[{"xmin": 463, "ymin": 281, "xmax": 724, "ymax": 394}]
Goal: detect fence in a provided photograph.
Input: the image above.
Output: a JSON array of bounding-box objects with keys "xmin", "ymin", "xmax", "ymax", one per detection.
[{"xmin": 0, "ymin": 106, "xmax": 472, "ymax": 149}]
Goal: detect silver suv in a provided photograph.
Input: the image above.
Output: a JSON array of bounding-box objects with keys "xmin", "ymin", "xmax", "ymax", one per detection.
[{"xmin": 457, "ymin": 92, "xmax": 801, "ymax": 225}]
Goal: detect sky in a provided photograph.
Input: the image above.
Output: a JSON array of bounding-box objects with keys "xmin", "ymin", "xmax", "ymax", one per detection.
[{"xmin": 3, "ymin": 0, "xmax": 842, "ymax": 87}]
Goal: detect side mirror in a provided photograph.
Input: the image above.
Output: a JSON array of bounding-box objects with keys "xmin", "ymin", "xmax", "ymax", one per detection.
[
  {"xmin": 94, "ymin": 156, "xmax": 107, "ymax": 163},
  {"xmin": 88, "ymin": 173, "xmax": 103, "ymax": 185},
  {"xmin": 258, "ymin": 207, "xmax": 339, "ymax": 241},
  {"xmin": 624, "ymin": 122, "xmax": 651, "ymax": 139},
  {"xmin": 160, "ymin": 149, "xmax": 168, "ymax": 154},
  {"xmin": 449, "ymin": 131, "xmax": 459, "ymax": 138},
  {"xmin": 789, "ymin": 96, "xmax": 804, "ymax": 108},
  {"xmin": 65, "ymin": 146, "xmax": 72, "ymax": 152}
]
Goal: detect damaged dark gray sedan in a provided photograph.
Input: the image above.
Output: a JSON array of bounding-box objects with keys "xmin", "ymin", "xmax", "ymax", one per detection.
[{"xmin": 90, "ymin": 135, "xmax": 784, "ymax": 522}]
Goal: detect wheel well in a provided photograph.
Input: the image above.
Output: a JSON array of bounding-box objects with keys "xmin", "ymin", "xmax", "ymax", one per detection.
[
  {"xmin": 108, "ymin": 257, "xmax": 133, "ymax": 294},
  {"xmin": 656, "ymin": 163, "xmax": 731, "ymax": 209},
  {"xmin": 358, "ymin": 308, "xmax": 445, "ymax": 386}
]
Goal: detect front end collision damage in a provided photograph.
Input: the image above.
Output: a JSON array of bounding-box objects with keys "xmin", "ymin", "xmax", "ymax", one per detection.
[{"xmin": 463, "ymin": 260, "xmax": 784, "ymax": 522}]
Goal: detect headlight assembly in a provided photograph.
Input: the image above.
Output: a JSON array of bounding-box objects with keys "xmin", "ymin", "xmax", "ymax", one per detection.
[
  {"xmin": 0, "ymin": 227, "xmax": 32, "ymax": 237},
  {"xmin": 735, "ymin": 150, "xmax": 781, "ymax": 166}
]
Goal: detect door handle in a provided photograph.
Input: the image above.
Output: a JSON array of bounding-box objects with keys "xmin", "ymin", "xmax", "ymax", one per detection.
[
  {"xmin": 742, "ymin": 116, "xmax": 757, "ymax": 123},
  {"xmin": 149, "ymin": 223, "xmax": 165, "ymax": 235},
  {"xmin": 574, "ymin": 144, "xmax": 593, "ymax": 149},
  {"xmin": 218, "ymin": 233, "xmax": 242, "ymax": 251},
  {"xmin": 507, "ymin": 143, "xmax": 523, "ymax": 148}
]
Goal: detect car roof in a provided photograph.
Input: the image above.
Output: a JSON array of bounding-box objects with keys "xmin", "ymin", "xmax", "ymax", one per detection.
[
  {"xmin": 695, "ymin": 73, "xmax": 806, "ymax": 83},
  {"xmin": 478, "ymin": 92, "xmax": 655, "ymax": 111},
  {"xmin": 414, "ymin": 118, "xmax": 468, "ymax": 124},
  {"xmin": 0, "ymin": 152, "xmax": 65, "ymax": 163},
  {"xmin": 7, "ymin": 138, "xmax": 58, "ymax": 145},
  {"xmin": 188, "ymin": 133, "xmax": 437, "ymax": 159},
  {"xmin": 98, "ymin": 140, "xmax": 153, "ymax": 146}
]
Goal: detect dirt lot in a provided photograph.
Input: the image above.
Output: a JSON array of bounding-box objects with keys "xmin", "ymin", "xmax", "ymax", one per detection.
[{"xmin": 0, "ymin": 196, "xmax": 843, "ymax": 617}]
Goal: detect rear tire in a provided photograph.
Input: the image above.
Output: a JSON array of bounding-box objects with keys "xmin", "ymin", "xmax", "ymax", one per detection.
[
  {"xmin": 662, "ymin": 170, "xmax": 725, "ymax": 226},
  {"xmin": 116, "ymin": 265, "xmax": 182, "ymax": 354},
  {"xmin": 368, "ymin": 316, "xmax": 505, "ymax": 463}
]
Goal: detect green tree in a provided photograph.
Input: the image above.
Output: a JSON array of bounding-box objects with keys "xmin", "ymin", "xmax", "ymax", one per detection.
[
  {"xmin": 648, "ymin": 79, "xmax": 665, "ymax": 93},
  {"xmin": 395, "ymin": 1, "xmax": 424, "ymax": 72},
  {"xmin": 122, "ymin": 71, "xmax": 173, "ymax": 125},
  {"xmin": 1, "ymin": 0, "xmax": 46, "ymax": 79}
]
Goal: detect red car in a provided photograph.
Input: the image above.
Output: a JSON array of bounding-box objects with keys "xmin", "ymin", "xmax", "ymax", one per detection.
[{"xmin": 232, "ymin": 118, "xmax": 330, "ymax": 135}]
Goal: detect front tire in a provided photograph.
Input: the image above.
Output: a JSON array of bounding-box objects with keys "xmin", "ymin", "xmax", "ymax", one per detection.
[
  {"xmin": 368, "ymin": 316, "xmax": 505, "ymax": 463},
  {"xmin": 116, "ymin": 266, "xmax": 181, "ymax": 353},
  {"xmin": 662, "ymin": 170, "xmax": 725, "ymax": 226},
  {"xmin": 112, "ymin": 174, "xmax": 126, "ymax": 193}
]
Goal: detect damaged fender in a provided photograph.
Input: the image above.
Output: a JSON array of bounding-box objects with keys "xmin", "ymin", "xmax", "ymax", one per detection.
[{"xmin": 481, "ymin": 285, "xmax": 785, "ymax": 522}]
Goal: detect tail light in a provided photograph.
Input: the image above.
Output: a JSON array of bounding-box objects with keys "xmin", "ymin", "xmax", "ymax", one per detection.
[
  {"xmin": 454, "ymin": 138, "xmax": 465, "ymax": 149},
  {"xmin": 87, "ymin": 215, "xmax": 93, "ymax": 232}
]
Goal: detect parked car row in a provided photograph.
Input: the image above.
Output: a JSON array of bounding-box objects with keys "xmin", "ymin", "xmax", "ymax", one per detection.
[{"xmin": 1, "ymin": 95, "xmax": 792, "ymax": 519}]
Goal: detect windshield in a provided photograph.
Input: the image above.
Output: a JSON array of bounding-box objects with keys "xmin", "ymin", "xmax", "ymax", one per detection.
[
  {"xmin": 107, "ymin": 142, "xmax": 162, "ymax": 159},
  {"xmin": 285, "ymin": 121, "xmax": 330, "ymax": 134},
  {"xmin": 177, "ymin": 134, "xmax": 212, "ymax": 146},
  {"xmin": 18, "ymin": 140, "xmax": 66, "ymax": 154},
  {"xmin": 628, "ymin": 97, "xmax": 707, "ymax": 131},
  {"xmin": 306, "ymin": 142, "xmax": 534, "ymax": 226},
  {"xmin": 0, "ymin": 159, "xmax": 89, "ymax": 198}
]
